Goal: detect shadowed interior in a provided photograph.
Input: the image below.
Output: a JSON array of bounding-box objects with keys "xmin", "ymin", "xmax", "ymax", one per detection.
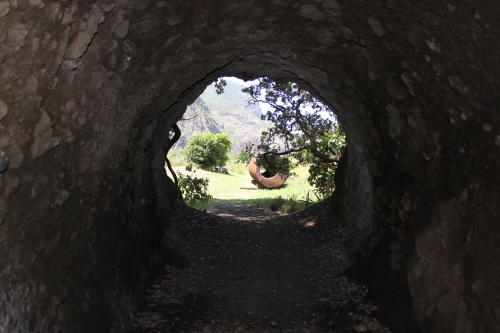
[{"xmin": 0, "ymin": 1, "xmax": 499, "ymax": 332}]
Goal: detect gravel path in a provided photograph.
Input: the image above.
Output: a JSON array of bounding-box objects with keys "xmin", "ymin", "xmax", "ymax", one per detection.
[{"xmin": 131, "ymin": 200, "xmax": 390, "ymax": 332}]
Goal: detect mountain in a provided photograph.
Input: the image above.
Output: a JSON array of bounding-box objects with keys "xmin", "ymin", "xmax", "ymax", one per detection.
[
  {"xmin": 175, "ymin": 79, "xmax": 269, "ymax": 151},
  {"xmin": 201, "ymin": 79, "xmax": 263, "ymax": 119},
  {"xmin": 174, "ymin": 97, "xmax": 222, "ymax": 149}
]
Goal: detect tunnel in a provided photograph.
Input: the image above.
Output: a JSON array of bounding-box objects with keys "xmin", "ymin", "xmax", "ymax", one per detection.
[{"xmin": 0, "ymin": 0, "xmax": 499, "ymax": 332}]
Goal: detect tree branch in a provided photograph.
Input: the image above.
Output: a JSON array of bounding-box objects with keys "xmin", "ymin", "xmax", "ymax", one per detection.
[
  {"xmin": 258, "ymin": 146, "xmax": 308, "ymax": 157},
  {"xmin": 181, "ymin": 115, "xmax": 198, "ymax": 121},
  {"xmin": 165, "ymin": 124, "xmax": 181, "ymax": 184}
]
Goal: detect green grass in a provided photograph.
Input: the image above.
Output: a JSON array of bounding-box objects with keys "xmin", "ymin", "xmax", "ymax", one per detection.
[
  {"xmin": 172, "ymin": 163, "xmax": 318, "ymax": 213},
  {"xmin": 168, "ymin": 150, "xmax": 187, "ymax": 167},
  {"xmin": 168, "ymin": 149, "xmax": 325, "ymax": 213}
]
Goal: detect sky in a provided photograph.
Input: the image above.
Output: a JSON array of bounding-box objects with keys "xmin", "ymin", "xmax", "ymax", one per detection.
[
  {"xmin": 223, "ymin": 76, "xmax": 336, "ymax": 122},
  {"xmin": 225, "ymin": 76, "xmax": 271, "ymax": 113}
]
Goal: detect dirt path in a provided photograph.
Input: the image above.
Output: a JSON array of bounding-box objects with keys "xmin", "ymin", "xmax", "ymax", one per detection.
[{"xmin": 131, "ymin": 201, "xmax": 390, "ymax": 332}]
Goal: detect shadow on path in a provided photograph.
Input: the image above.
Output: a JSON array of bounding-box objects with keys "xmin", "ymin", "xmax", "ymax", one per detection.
[{"xmin": 132, "ymin": 200, "xmax": 390, "ymax": 332}]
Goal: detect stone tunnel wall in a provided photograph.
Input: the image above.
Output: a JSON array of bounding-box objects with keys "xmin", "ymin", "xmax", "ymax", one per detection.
[{"xmin": 0, "ymin": 0, "xmax": 499, "ymax": 332}]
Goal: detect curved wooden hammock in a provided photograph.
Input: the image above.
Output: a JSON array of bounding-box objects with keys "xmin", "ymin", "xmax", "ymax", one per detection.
[{"xmin": 248, "ymin": 157, "xmax": 288, "ymax": 189}]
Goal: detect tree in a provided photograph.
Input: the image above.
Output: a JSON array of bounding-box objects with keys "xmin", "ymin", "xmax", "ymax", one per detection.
[
  {"xmin": 296, "ymin": 125, "xmax": 346, "ymax": 197},
  {"xmin": 241, "ymin": 77, "xmax": 346, "ymax": 195},
  {"xmin": 185, "ymin": 133, "xmax": 232, "ymax": 170}
]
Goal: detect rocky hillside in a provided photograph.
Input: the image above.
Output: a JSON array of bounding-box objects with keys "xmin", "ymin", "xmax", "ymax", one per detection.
[
  {"xmin": 174, "ymin": 97, "xmax": 223, "ymax": 149},
  {"xmin": 175, "ymin": 79, "xmax": 269, "ymax": 151}
]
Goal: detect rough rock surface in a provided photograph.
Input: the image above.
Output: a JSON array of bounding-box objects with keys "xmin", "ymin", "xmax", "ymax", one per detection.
[{"xmin": 0, "ymin": 1, "xmax": 499, "ymax": 332}]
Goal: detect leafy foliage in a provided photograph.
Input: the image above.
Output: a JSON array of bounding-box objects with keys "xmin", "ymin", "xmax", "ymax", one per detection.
[
  {"xmin": 236, "ymin": 140, "xmax": 255, "ymax": 164},
  {"xmin": 177, "ymin": 172, "xmax": 213, "ymax": 204},
  {"xmin": 241, "ymin": 77, "xmax": 346, "ymax": 195},
  {"xmin": 256, "ymin": 149, "xmax": 294, "ymax": 177},
  {"xmin": 185, "ymin": 133, "xmax": 232, "ymax": 170},
  {"xmin": 236, "ymin": 140, "xmax": 294, "ymax": 176},
  {"xmin": 214, "ymin": 78, "xmax": 227, "ymax": 94},
  {"xmin": 297, "ymin": 126, "xmax": 346, "ymax": 197}
]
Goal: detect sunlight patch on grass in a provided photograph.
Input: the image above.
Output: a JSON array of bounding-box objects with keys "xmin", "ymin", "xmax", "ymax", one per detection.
[{"xmin": 172, "ymin": 164, "xmax": 317, "ymax": 213}]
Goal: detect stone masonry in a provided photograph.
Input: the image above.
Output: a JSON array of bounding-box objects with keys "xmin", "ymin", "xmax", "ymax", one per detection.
[{"xmin": 0, "ymin": 0, "xmax": 499, "ymax": 332}]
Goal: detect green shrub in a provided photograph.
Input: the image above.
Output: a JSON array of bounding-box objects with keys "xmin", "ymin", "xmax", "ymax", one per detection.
[
  {"xmin": 185, "ymin": 133, "xmax": 232, "ymax": 170},
  {"xmin": 177, "ymin": 172, "xmax": 212, "ymax": 204},
  {"xmin": 281, "ymin": 195, "xmax": 306, "ymax": 214},
  {"xmin": 300, "ymin": 190, "xmax": 324, "ymax": 207},
  {"xmin": 297, "ymin": 126, "xmax": 346, "ymax": 197},
  {"xmin": 264, "ymin": 195, "xmax": 306, "ymax": 214},
  {"xmin": 267, "ymin": 197, "xmax": 286, "ymax": 211}
]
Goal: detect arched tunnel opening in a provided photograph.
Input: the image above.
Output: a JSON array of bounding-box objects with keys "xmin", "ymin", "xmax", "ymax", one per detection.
[
  {"xmin": 143, "ymin": 74, "xmax": 416, "ymax": 333},
  {"xmin": 0, "ymin": 1, "xmax": 499, "ymax": 332},
  {"xmin": 136, "ymin": 74, "xmax": 416, "ymax": 333}
]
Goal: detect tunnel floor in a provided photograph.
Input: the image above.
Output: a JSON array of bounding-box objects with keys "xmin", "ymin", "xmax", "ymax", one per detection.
[{"xmin": 131, "ymin": 200, "xmax": 390, "ymax": 332}]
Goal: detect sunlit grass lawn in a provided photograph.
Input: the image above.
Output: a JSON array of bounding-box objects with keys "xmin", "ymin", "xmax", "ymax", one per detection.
[{"xmin": 171, "ymin": 163, "xmax": 316, "ymax": 209}]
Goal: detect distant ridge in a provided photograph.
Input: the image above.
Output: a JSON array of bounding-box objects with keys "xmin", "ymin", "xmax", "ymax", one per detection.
[
  {"xmin": 175, "ymin": 79, "xmax": 269, "ymax": 151},
  {"xmin": 174, "ymin": 97, "xmax": 222, "ymax": 149}
]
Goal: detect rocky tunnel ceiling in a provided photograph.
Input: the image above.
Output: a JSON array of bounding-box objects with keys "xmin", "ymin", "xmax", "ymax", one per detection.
[{"xmin": 0, "ymin": 0, "xmax": 499, "ymax": 332}]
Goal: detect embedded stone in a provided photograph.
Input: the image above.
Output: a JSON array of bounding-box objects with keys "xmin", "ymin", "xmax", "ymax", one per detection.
[
  {"xmin": 415, "ymin": 235, "xmax": 430, "ymax": 258},
  {"xmin": 0, "ymin": 1, "xmax": 10, "ymax": 18},
  {"xmin": 482, "ymin": 123, "xmax": 492, "ymax": 132},
  {"xmin": 0, "ymin": 132, "xmax": 24, "ymax": 169},
  {"xmin": 401, "ymin": 191, "xmax": 412, "ymax": 212},
  {"xmin": 51, "ymin": 296, "xmax": 61, "ymax": 307},
  {"xmin": 387, "ymin": 76, "xmax": 410, "ymax": 100},
  {"xmin": 321, "ymin": 0, "xmax": 340, "ymax": 10},
  {"xmin": 368, "ymin": 17, "xmax": 387, "ymax": 37},
  {"xmin": 433, "ymin": 132, "xmax": 443, "ymax": 151},
  {"xmin": 29, "ymin": 0, "xmax": 44, "ymax": 8},
  {"xmin": 44, "ymin": 231, "xmax": 62, "ymax": 261},
  {"xmin": 37, "ymin": 284, "xmax": 48, "ymax": 300},
  {"xmin": 299, "ymin": 4, "xmax": 326, "ymax": 21},
  {"xmin": 493, "ymin": 306, "xmax": 500, "ymax": 321},
  {"xmin": 30, "ymin": 109, "xmax": 61, "ymax": 159},
  {"xmin": 2, "ymin": 174, "xmax": 18, "ymax": 198},
  {"xmin": 5, "ymin": 21, "xmax": 28, "ymax": 54},
  {"xmin": 45, "ymin": 2, "xmax": 61, "ymax": 21},
  {"xmin": 426, "ymin": 38, "xmax": 440, "ymax": 52},
  {"xmin": 0, "ymin": 199, "xmax": 5, "ymax": 226},
  {"xmin": 0, "ymin": 100, "xmax": 7, "ymax": 120},
  {"xmin": 114, "ymin": 21, "xmax": 130, "ymax": 39},
  {"xmin": 61, "ymin": 3, "xmax": 78, "ymax": 26},
  {"xmin": 448, "ymin": 76, "xmax": 470, "ymax": 95},
  {"xmin": 0, "ymin": 150, "xmax": 8, "ymax": 173},
  {"xmin": 446, "ymin": 5, "xmax": 456, "ymax": 13},
  {"xmin": 66, "ymin": 5, "xmax": 103, "ymax": 60},
  {"xmin": 52, "ymin": 190, "xmax": 70, "ymax": 207},
  {"xmin": 386, "ymin": 104, "xmax": 402, "ymax": 139},
  {"xmin": 46, "ymin": 307, "xmax": 57, "ymax": 321},
  {"xmin": 317, "ymin": 29, "xmax": 334, "ymax": 44},
  {"xmin": 70, "ymin": 230, "xmax": 80, "ymax": 241}
]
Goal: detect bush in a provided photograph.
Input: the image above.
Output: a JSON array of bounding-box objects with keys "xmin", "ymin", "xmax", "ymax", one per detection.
[
  {"xmin": 297, "ymin": 126, "xmax": 346, "ymax": 197},
  {"xmin": 265, "ymin": 195, "xmax": 306, "ymax": 214},
  {"xmin": 281, "ymin": 196, "xmax": 306, "ymax": 214},
  {"xmin": 177, "ymin": 172, "xmax": 212, "ymax": 204},
  {"xmin": 185, "ymin": 133, "xmax": 232, "ymax": 170}
]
